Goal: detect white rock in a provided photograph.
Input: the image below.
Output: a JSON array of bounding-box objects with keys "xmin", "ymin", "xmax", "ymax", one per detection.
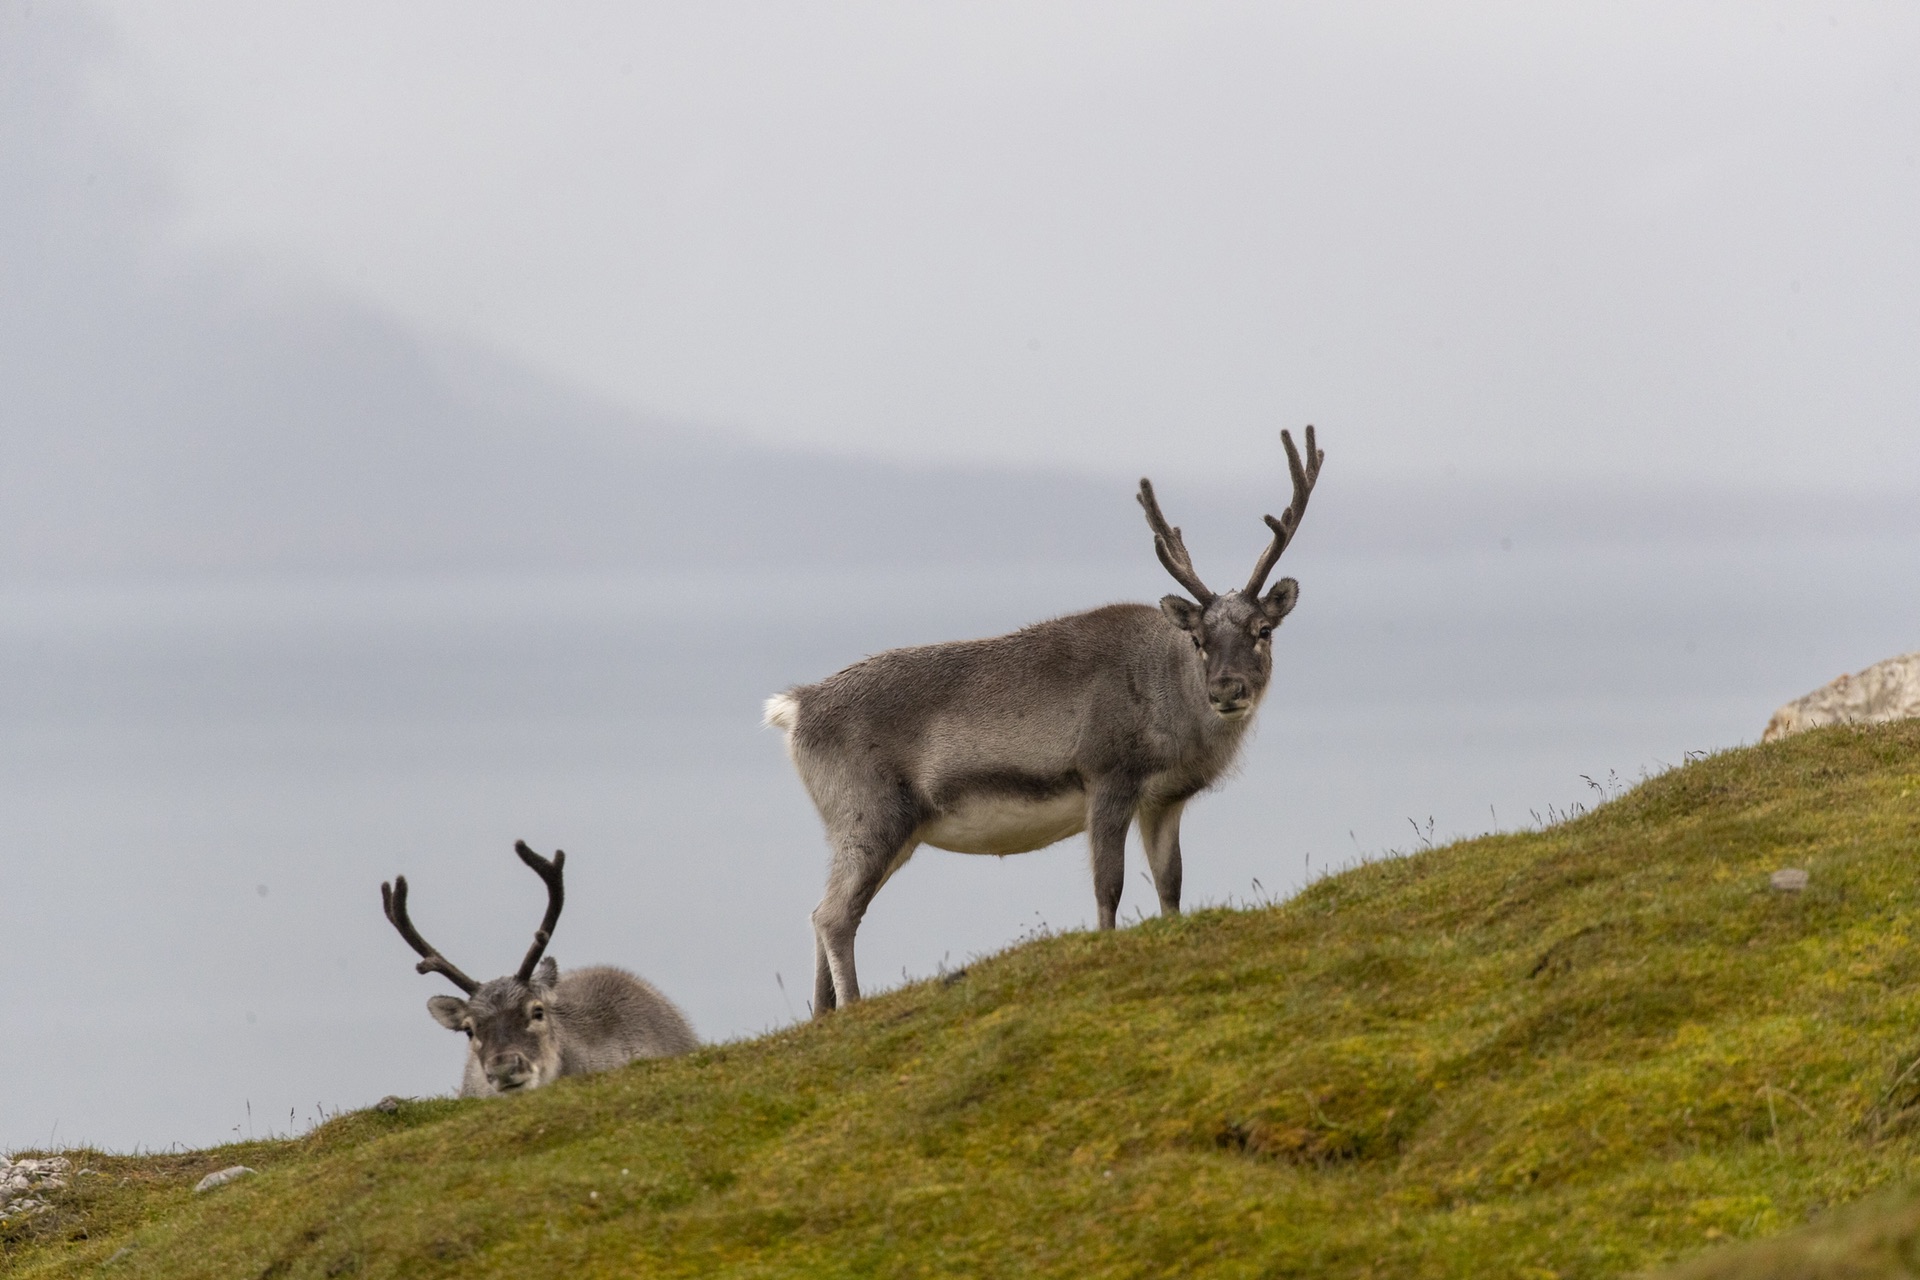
[
  {"xmin": 1764, "ymin": 652, "xmax": 1920, "ymax": 742},
  {"xmin": 1770, "ymin": 868, "xmax": 1810, "ymax": 892},
  {"xmin": 193, "ymin": 1165, "xmax": 256, "ymax": 1193}
]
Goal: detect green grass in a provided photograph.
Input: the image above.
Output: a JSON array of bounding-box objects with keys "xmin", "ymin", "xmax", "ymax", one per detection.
[{"xmin": 8, "ymin": 721, "xmax": 1920, "ymax": 1279}]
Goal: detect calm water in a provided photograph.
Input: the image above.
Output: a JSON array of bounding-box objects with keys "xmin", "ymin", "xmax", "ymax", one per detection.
[{"xmin": 4, "ymin": 533, "xmax": 1916, "ymax": 1151}]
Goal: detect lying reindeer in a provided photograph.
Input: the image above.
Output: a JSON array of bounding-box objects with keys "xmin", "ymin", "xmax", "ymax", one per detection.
[
  {"xmin": 381, "ymin": 841, "xmax": 696, "ymax": 1096},
  {"xmin": 767, "ymin": 428, "xmax": 1324, "ymax": 1016}
]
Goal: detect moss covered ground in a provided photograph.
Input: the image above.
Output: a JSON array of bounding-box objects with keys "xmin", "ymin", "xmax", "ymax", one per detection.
[{"xmin": 7, "ymin": 721, "xmax": 1920, "ymax": 1278}]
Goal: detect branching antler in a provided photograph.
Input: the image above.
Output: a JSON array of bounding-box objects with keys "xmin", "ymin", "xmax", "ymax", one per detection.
[
  {"xmin": 381, "ymin": 875, "xmax": 481, "ymax": 994},
  {"xmin": 1244, "ymin": 425, "xmax": 1323, "ymax": 597},
  {"xmin": 513, "ymin": 840, "xmax": 567, "ymax": 983},
  {"xmin": 1136, "ymin": 478, "xmax": 1215, "ymax": 605}
]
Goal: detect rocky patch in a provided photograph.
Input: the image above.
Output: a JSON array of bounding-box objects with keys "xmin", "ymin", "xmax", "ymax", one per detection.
[{"xmin": 0, "ymin": 1156, "xmax": 74, "ymax": 1225}]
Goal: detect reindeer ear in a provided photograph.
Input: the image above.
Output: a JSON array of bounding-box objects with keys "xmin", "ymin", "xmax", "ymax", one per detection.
[
  {"xmin": 427, "ymin": 995, "xmax": 469, "ymax": 1030},
  {"xmin": 532, "ymin": 957, "xmax": 559, "ymax": 990},
  {"xmin": 1159, "ymin": 595, "xmax": 1205, "ymax": 633},
  {"xmin": 1260, "ymin": 578, "xmax": 1299, "ymax": 623}
]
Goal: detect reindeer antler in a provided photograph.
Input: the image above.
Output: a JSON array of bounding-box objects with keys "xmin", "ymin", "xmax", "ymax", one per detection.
[
  {"xmin": 1244, "ymin": 425, "xmax": 1323, "ymax": 596},
  {"xmin": 381, "ymin": 875, "xmax": 481, "ymax": 994},
  {"xmin": 513, "ymin": 840, "xmax": 566, "ymax": 983},
  {"xmin": 1136, "ymin": 477, "xmax": 1215, "ymax": 605}
]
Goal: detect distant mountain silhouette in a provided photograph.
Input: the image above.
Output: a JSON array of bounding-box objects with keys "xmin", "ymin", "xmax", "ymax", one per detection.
[
  {"xmin": 3, "ymin": 265, "xmax": 1911, "ymax": 582},
  {"xmin": 5, "ymin": 256, "xmax": 1911, "ymax": 582},
  {"xmin": 0, "ymin": 255, "xmax": 1153, "ymax": 577}
]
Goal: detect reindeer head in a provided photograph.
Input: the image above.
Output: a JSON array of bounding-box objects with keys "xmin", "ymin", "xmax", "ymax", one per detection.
[
  {"xmin": 1137, "ymin": 426, "xmax": 1323, "ymax": 720},
  {"xmin": 381, "ymin": 841, "xmax": 569, "ymax": 1094}
]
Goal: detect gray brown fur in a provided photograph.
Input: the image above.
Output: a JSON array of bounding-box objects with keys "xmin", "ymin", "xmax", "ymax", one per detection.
[
  {"xmin": 382, "ymin": 841, "xmax": 697, "ymax": 1097},
  {"xmin": 427, "ymin": 959, "xmax": 697, "ymax": 1098},
  {"xmin": 766, "ymin": 428, "xmax": 1324, "ymax": 1016}
]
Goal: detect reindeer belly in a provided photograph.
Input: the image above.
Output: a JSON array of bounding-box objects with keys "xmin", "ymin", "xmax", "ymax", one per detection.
[{"xmin": 919, "ymin": 789, "xmax": 1088, "ymax": 855}]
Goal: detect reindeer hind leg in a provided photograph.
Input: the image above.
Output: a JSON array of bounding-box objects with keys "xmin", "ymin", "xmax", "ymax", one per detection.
[
  {"xmin": 812, "ymin": 932, "xmax": 836, "ymax": 1015},
  {"xmin": 807, "ymin": 777, "xmax": 922, "ymax": 1015}
]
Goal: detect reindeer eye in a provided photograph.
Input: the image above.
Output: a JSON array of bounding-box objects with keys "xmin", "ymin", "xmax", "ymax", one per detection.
[
  {"xmin": 529, "ymin": 1006, "xmax": 545, "ymax": 1022},
  {"xmin": 1257, "ymin": 625, "xmax": 1273, "ymax": 640}
]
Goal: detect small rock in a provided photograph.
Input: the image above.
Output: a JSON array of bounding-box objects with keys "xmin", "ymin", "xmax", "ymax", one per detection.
[
  {"xmin": 374, "ymin": 1095, "xmax": 403, "ymax": 1114},
  {"xmin": 193, "ymin": 1166, "xmax": 255, "ymax": 1193},
  {"xmin": 1771, "ymin": 868, "xmax": 1810, "ymax": 892},
  {"xmin": 1764, "ymin": 652, "xmax": 1920, "ymax": 741}
]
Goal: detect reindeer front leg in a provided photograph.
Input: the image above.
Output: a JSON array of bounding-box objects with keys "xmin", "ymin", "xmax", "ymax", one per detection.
[
  {"xmin": 1088, "ymin": 778, "xmax": 1141, "ymax": 930},
  {"xmin": 1138, "ymin": 798, "xmax": 1186, "ymax": 917}
]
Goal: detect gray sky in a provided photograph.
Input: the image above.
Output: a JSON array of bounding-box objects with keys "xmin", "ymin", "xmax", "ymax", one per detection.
[{"xmin": 59, "ymin": 1, "xmax": 1920, "ymax": 488}]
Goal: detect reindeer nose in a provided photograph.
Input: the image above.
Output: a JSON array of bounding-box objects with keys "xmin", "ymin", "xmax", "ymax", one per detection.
[
  {"xmin": 1209, "ymin": 676, "xmax": 1249, "ymax": 707},
  {"xmin": 486, "ymin": 1052, "xmax": 532, "ymax": 1085}
]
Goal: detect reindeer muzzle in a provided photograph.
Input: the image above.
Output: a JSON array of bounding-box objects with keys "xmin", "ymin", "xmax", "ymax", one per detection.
[
  {"xmin": 1208, "ymin": 677, "xmax": 1252, "ymax": 718},
  {"xmin": 486, "ymin": 1052, "xmax": 536, "ymax": 1091}
]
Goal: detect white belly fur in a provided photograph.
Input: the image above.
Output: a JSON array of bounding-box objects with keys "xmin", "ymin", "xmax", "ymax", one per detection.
[{"xmin": 918, "ymin": 790, "xmax": 1088, "ymax": 855}]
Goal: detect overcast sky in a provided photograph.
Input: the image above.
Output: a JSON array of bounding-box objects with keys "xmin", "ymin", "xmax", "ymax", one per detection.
[{"xmin": 29, "ymin": 1, "xmax": 1918, "ymax": 490}]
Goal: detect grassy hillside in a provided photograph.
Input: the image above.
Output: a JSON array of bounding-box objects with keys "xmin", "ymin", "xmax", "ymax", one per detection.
[{"xmin": 8, "ymin": 722, "xmax": 1920, "ymax": 1279}]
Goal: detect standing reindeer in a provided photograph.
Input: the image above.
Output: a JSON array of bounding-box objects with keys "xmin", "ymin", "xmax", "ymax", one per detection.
[
  {"xmin": 766, "ymin": 428, "xmax": 1324, "ymax": 1016},
  {"xmin": 381, "ymin": 841, "xmax": 697, "ymax": 1096}
]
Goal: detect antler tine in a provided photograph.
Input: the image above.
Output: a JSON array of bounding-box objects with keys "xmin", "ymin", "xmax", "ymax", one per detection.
[
  {"xmin": 381, "ymin": 876, "xmax": 480, "ymax": 994},
  {"xmin": 1244, "ymin": 425, "xmax": 1324, "ymax": 597},
  {"xmin": 1136, "ymin": 478, "xmax": 1215, "ymax": 605},
  {"xmin": 513, "ymin": 840, "xmax": 567, "ymax": 983}
]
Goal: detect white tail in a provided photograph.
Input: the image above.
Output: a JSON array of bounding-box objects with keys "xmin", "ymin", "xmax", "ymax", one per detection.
[{"xmin": 763, "ymin": 692, "xmax": 800, "ymax": 733}]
